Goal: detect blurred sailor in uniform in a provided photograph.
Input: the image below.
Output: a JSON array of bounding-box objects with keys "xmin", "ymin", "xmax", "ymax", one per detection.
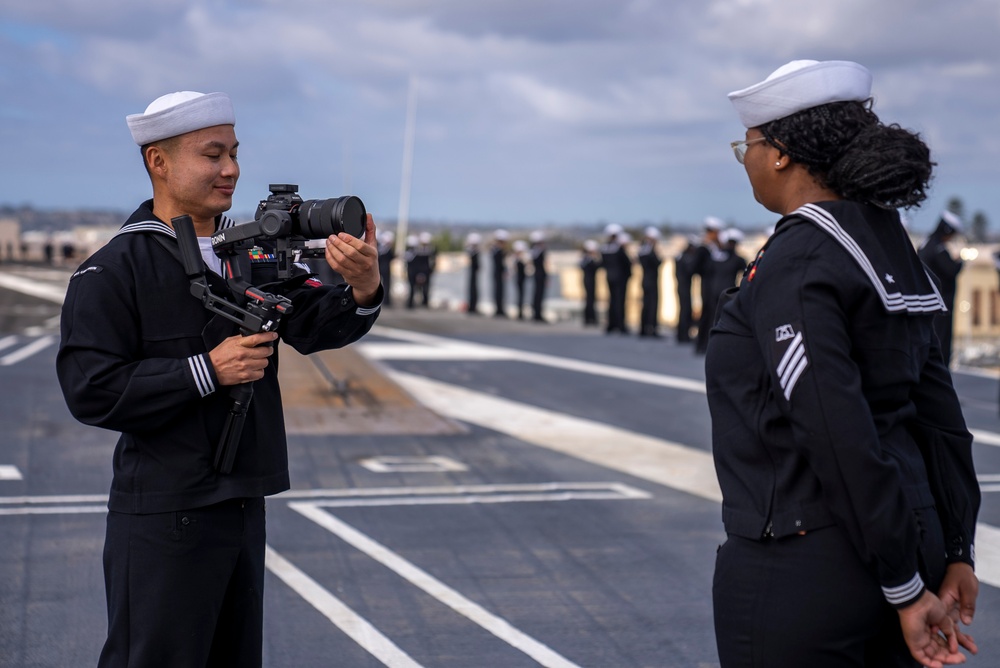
[
  {"xmin": 580, "ymin": 240, "xmax": 601, "ymax": 327},
  {"xmin": 694, "ymin": 216, "xmax": 726, "ymax": 353},
  {"xmin": 638, "ymin": 226, "xmax": 663, "ymax": 338},
  {"xmin": 491, "ymin": 229, "xmax": 510, "ymax": 317},
  {"xmin": 465, "ymin": 232, "xmax": 482, "ymax": 315},
  {"xmin": 404, "ymin": 234, "xmax": 419, "ymax": 309},
  {"xmin": 674, "ymin": 235, "xmax": 699, "ymax": 343},
  {"xmin": 601, "ymin": 224, "xmax": 632, "ymax": 334},
  {"xmin": 512, "ymin": 239, "xmax": 529, "ymax": 320},
  {"xmin": 719, "ymin": 228, "xmax": 748, "ymax": 289},
  {"xmin": 530, "ymin": 231, "xmax": 549, "ymax": 323},
  {"xmin": 377, "ymin": 230, "xmax": 395, "ymax": 307},
  {"xmin": 918, "ymin": 211, "xmax": 964, "ymax": 366}
]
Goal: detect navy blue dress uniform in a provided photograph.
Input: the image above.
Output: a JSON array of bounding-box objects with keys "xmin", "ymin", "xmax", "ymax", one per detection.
[
  {"xmin": 601, "ymin": 225, "xmax": 632, "ymax": 334},
  {"xmin": 708, "ymin": 201, "xmax": 979, "ymax": 666},
  {"xmin": 637, "ymin": 227, "xmax": 663, "ymax": 337},
  {"xmin": 529, "ymin": 231, "xmax": 548, "ymax": 322},
  {"xmin": 406, "ymin": 232, "xmax": 435, "ymax": 308},
  {"xmin": 58, "ymin": 202, "xmax": 381, "ymax": 666},
  {"xmin": 57, "ymin": 90, "xmax": 383, "ymax": 668},
  {"xmin": 513, "ymin": 239, "xmax": 529, "ymax": 320},
  {"xmin": 693, "ymin": 217, "xmax": 728, "ymax": 353},
  {"xmin": 712, "ymin": 60, "xmax": 980, "ymax": 667},
  {"xmin": 917, "ymin": 211, "xmax": 964, "ymax": 366},
  {"xmin": 580, "ymin": 240, "xmax": 601, "ymax": 326},
  {"xmin": 491, "ymin": 229, "xmax": 509, "ymax": 317},
  {"xmin": 465, "ymin": 232, "xmax": 482, "ymax": 315},
  {"xmin": 674, "ymin": 236, "xmax": 699, "ymax": 342},
  {"xmin": 377, "ymin": 230, "xmax": 395, "ymax": 307}
]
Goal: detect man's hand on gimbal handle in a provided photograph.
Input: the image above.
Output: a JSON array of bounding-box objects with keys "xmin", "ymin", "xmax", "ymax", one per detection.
[{"xmin": 208, "ymin": 331, "xmax": 278, "ymax": 386}]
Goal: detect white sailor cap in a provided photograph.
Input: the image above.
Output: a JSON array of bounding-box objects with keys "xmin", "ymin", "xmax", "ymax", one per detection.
[
  {"xmin": 466, "ymin": 232, "xmax": 482, "ymax": 245},
  {"xmin": 704, "ymin": 216, "xmax": 725, "ymax": 231},
  {"xmin": 512, "ymin": 240, "xmax": 528, "ymax": 252},
  {"xmin": 583, "ymin": 239, "xmax": 599, "ymax": 252},
  {"xmin": 418, "ymin": 231, "xmax": 433, "ymax": 244},
  {"xmin": 381, "ymin": 230, "xmax": 395, "ymax": 243},
  {"xmin": 529, "ymin": 231, "xmax": 545, "ymax": 243},
  {"xmin": 644, "ymin": 226, "xmax": 661, "ymax": 240},
  {"xmin": 127, "ymin": 91, "xmax": 236, "ymax": 145},
  {"xmin": 616, "ymin": 232, "xmax": 632, "ymax": 244},
  {"xmin": 604, "ymin": 223, "xmax": 624, "ymax": 236},
  {"xmin": 728, "ymin": 60, "xmax": 873, "ymax": 128},
  {"xmin": 939, "ymin": 210, "xmax": 963, "ymax": 233},
  {"xmin": 722, "ymin": 228, "xmax": 744, "ymax": 244}
]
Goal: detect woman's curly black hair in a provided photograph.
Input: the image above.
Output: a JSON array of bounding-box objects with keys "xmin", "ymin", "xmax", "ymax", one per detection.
[{"xmin": 760, "ymin": 100, "xmax": 934, "ymax": 209}]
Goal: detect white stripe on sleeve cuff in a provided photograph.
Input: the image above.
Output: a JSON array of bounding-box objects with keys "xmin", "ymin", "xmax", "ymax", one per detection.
[
  {"xmin": 883, "ymin": 572, "xmax": 925, "ymax": 607},
  {"xmin": 188, "ymin": 354, "xmax": 216, "ymax": 397}
]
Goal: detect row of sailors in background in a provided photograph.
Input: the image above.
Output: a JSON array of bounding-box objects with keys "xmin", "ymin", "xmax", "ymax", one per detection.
[
  {"xmin": 581, "ymin": 218, "xmax": 746, "ymax": 347},
  {"xmin": 373, "ymin": 218, "xmax": 748, "ymax": 341},
  {"xmin": 374, "ymin": 228, "xmax": 551, "ymax": 320},
  {"xmin": 374, "ymin": 209, "xmax": 967, "ymax": 365}
]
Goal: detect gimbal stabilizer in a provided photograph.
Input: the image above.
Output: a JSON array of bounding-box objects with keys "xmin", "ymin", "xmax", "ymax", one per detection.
[{"xmin": 172, "ymin": 214, "xmax": 294, "ymax": 474}]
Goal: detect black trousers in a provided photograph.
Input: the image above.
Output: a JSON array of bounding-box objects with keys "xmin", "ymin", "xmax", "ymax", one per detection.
[
  {"xmin": 713, "ymin": 511, "xmax": 945, "ymax": 667},
  {"xmin": 98, "ymin": 497, "xmax": 267, "ymax": 668}
]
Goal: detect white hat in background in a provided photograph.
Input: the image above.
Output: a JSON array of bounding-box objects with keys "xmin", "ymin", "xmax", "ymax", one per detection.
[
  {"xmin": 616, "ymin": 232, "xmax": 632, "ymax": 245},
  {"xmin": 728, "ymin": 60, "xmax": 872, "ymax": 128},
  {"xmin": 722, "ymin": 228, "xmax": 745, "ymax": 244},
  {"xmin": 583, "ymin": 239, "xmax": 599, "ymax": 252},
  {"xmin": 940, "ymin": 210, "xmax": 963, "ymax": 233},
  {"xmin": 466, "ymin": 232, "xmax": 482, "ymax": 245},
  {"xmin": 418, "ymin": 232, "xmax": 433, "ymax": 244},
  {"xmin": 604, "ymin": 223, "xmax": 624, "ymax": 236},
  {"xmin": 529, "ymin": 230, "xmax": 545, "ymax": 243},
  {"xmin": 512, "ymin": 240, "xmax": 528, "ymax": 252},
  {"xmin": 644, "ymin": 226, "xmax": 661, "ymax": 239},
  {"xmin": 704, "ymin": 216, "xmax": 725, "ymax": 231},
  {"xmin": 494, "ymin": 229, "xmax": 510, "ymax": 241},
  {"xmin": 381, "ymin": 230, "xmax": 395, "ymax": 243},
  {"xmin": 127, "ymin": 91, "xmax": 235, "ymax": 145}
]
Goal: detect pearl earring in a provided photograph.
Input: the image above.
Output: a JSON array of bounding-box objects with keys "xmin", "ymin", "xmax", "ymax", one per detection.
[{"xmin": 775, "ymin": 162, "xmax": 781, "ymax": 166}]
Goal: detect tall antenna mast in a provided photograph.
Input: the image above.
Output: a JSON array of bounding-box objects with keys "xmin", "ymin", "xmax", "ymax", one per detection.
[{"xmin": 395, "ymin": 75, "xmax": 418, "ymax": 258}]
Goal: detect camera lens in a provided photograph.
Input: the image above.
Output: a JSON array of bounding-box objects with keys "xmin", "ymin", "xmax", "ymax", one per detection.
[{"xmin": 294, "ymin": 196, "xmax": 366, "ymax": 239}]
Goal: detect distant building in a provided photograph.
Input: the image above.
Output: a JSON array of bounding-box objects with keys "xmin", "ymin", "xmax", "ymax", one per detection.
[{"xmin": 0, "ymin": 218, "xmax": 20, "ymax": 261}]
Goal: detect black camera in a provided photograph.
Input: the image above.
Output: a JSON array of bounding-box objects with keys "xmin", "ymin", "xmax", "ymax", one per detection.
[
  {"xmin": 209, "ymin": 184, "xmax": 367, "ymax": 280},
  {"xmin": 254, "ymin": 184, "xmax": 366, "ymax": 240}
]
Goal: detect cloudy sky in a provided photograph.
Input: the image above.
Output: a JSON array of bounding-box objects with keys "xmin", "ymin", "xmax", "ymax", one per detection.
[{"xmin": 1, "ymin": 0, "xmax": 998, "ymax": 233}]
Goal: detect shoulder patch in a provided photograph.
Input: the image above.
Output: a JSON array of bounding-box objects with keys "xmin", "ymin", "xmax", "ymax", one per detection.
[
  {"xmin": 70, "ymin": 266, "xmax": 103, "ymax": 280},
  {"xmin": 771, "ymin": 321, "xmax": 809, "ymax": 402}
]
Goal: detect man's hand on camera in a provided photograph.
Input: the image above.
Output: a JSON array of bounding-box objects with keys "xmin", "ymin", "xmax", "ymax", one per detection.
[
  {"xmin": 208, "ymin": 331, "xmax": 278, "ymax": 386},
  {"xmin": 325, "ymin": 214, "xmax": 380, "ymax": 306}
]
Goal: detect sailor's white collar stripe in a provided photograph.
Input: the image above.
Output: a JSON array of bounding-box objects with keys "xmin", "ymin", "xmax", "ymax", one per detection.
[
  {"xmin": 794, "ymin": 204, "xmax": 947, "ymax": 315},
  {"xmin": 115, "ymin": 215, "xmax": 239, "ymax": 239}
]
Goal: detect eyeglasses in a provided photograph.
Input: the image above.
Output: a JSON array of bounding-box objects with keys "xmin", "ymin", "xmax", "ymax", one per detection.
[{"xmin": 730, "ymin": 137, "xmax": 767, "ymax": 164}]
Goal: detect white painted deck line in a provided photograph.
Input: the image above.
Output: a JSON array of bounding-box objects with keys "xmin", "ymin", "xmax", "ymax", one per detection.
[
  {"xmin": 0, "ymin": 273, "xmax": 66, "ymax": 304},
  {"xmin": 0, "ymin": 335, "xmax": 55, "ymax": 366},
  {"xmin": 388, "ymin": 369, "xmax": 722, "ymax": 504},
  {"xmin": 386, "ymin": 369, "xmax": 1000, "ymax": 589},
  {"xmin": 289, "ymin": 502, "xmax": 585, "ymax": 668},
  {"xmin": 264, "ymin": 544, "xmax": 424, "ymax": 668}
]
